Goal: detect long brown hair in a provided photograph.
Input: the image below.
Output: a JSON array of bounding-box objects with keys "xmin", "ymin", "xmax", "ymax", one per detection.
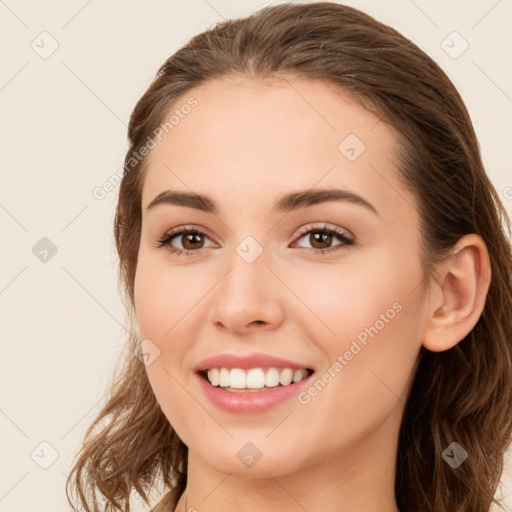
[{"xmin": 66, "ymin": 3, "xmax": 512, "ymax": 511}]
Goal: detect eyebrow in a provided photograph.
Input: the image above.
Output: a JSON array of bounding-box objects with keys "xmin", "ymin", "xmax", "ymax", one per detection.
[{"xmin": 146, "ymin": 188, "xmax": 379, "ymax": 216}]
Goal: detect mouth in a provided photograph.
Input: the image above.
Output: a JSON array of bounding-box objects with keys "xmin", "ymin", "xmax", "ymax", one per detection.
[{"xmin": 197, "ymin": 367, "xmax": 315, "ymax": 392}]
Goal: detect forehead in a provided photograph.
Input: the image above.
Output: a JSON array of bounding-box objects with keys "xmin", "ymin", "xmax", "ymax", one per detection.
[{"xmin": 140, "ymin": 74, "xmax": 415, "ymax": 221}]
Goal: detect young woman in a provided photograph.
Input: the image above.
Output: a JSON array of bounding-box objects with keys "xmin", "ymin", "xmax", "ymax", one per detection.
[{"xmin": 66, "ymin": 3, "xmax": 512, "ymax": 511}]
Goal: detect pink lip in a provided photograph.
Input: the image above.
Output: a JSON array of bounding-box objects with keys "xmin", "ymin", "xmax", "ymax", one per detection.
[
  {"xmin": 196, "ymin": 352, "xmax": 311, "ymax": 414},
  {"xmin": 196, "ymin": 372, "xmax": 313, "ymax": 413},
  {"xmin": 195, "ymin": 352, "xmax": 312, "ymax": 372},
  {"xmin": 194, "ymin": 352, "xmax": 314, "ymax": 413}
]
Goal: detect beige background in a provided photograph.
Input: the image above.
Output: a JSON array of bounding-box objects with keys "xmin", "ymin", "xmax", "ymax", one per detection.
[{"xmin": 0, "ymin": 0, "xmax": 511, "ymax": 510}]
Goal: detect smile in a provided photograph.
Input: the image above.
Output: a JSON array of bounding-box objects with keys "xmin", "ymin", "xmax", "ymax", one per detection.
[{"xmin": 203, "ymin": 367, "xmax": 313, "ymax": 391}]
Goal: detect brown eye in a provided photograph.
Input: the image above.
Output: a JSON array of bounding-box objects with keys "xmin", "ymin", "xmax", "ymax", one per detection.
[
  {"xmin": 156, "ymin": 227, "xmax": 216, "ymax": 255},
  {"xmin": 309, "ymin": 231, "xmax": 332, "ymax": 249},
  {"xmin": 293, "ymin": 225, "xmax": 355, "ymax": 253},
  {"xmin": 180, "ymin": 232, "xmax": 205, "ymax": 250}
]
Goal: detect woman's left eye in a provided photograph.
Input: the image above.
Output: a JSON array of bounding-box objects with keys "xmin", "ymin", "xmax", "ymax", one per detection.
[
  {"xmin": 156, "ymin": 224, "xmax": 355, "ymax": 256},
  {"xmin": 292, "ymin": 225, "xmax": 355, "ymax": 253}
]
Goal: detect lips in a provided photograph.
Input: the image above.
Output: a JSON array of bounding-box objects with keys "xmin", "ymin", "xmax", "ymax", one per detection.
[{"xmin": 194, "ymin": 352, "xmax": 315, "ymax": 412}]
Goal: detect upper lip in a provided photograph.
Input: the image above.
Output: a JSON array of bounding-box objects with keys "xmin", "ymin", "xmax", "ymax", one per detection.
[{"xmin": 195, "ymin": 352, "xmax": 314, "ymax": 372}]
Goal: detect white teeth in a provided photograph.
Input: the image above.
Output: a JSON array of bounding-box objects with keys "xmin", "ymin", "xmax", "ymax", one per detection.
[
  {"xmin": 265, "ymin": 368, "xmax": 280, "ymax": 387},
  {"xmin": 207, "ymin": 368, "xmax": 219, "ymax": 386},
  {"xmin": 293, "ymin": 369, "xmax": 309, "ymax": 383},
  {"xmin": 230, "ymin": 368, "xmax": 246, "ymax": 389},
  {"xmin": 246, "ymin": 368, "xmax": 266, "ymax": 388},
  {"xmin": 205, "ymin": 367, "xmax": 311, "ymax": 390},
  {"xmin": 279, "ymin": 368, "xmax": 293, "ymax": 386},
  {"xmin": 219, "ymin": 368, "xmax": 230, "ymax": 387}
]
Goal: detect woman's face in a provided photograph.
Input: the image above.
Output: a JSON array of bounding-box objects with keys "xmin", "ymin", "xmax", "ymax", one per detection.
[{"xmin": 134, "ymin": 75, "xmax": 427, "ymax": 479}]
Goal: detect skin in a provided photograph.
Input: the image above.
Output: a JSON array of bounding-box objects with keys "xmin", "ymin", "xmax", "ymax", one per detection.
[{"xmin": 133, "ymin": 75, "xmax": 491, "ymax": 512}]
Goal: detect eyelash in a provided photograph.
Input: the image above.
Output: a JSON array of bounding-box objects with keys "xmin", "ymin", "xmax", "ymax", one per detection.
[{"xmin": 155, "ymin": 223, "xmax": 355, "ymax": 257}]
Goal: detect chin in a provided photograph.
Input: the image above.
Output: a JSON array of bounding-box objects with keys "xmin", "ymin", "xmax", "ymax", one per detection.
[{"xmin": 188, "ymin": 435, "xmax": 313, "ymax": 479}]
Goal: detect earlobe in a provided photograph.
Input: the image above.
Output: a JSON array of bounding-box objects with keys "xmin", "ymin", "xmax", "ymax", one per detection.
[{"xmin": 422, "ymin": 234, "xmax": 491, "ymax": 353}]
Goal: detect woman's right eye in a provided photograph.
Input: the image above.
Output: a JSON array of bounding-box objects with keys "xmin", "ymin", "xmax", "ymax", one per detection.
[{"xmin": 156, "ymin": 228, "xmax": 215, "ymax": 256}]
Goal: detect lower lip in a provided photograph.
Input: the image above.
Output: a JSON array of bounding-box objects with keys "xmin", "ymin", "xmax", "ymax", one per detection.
[{"xmin": 196, "ymin": 372, "xmax": 313, "ymax": 413}]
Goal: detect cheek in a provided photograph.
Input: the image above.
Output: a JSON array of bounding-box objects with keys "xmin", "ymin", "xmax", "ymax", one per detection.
[
  {"xmin": 133, "ymin": 258, "xmax": 203, "ymax": 439},
  {"xmin": 291, "ymin": 248, "xmax": 423, "ymax": 402},
  {"xmin": 293, "ymin": 250, "xmax": 423, "ymax": 433},
  {"xmin": 288, "ymin": 250, "xmax": 411, "ymax": 343},
  {"xmin": 134, "ymin": 256, "xmax": 210, "ymax": 341},
  {"xmin": 316, "ymin": 293, "xmax": 420, "ymax": 445}
]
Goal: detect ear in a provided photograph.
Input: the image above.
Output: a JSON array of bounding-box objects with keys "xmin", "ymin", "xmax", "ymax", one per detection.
[{"xmin": 422, "ymin": 234, "xmax": 491, "ymax": 352}]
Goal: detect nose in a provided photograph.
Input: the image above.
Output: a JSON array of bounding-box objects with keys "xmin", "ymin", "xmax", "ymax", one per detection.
[{"xmin": 208, "ymin": 246, "xmax": 286, "ymax": 336}]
